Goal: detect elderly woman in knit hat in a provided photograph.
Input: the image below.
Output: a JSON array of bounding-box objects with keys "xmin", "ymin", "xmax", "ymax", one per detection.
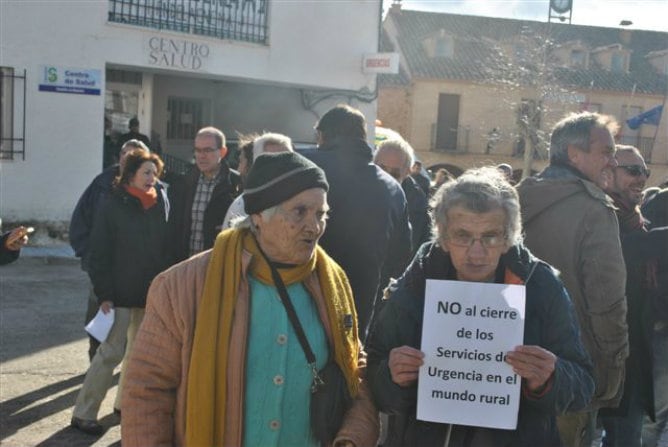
[{"xmin": 121, "ymin": 151, "xmax": 378, "ymax": 447}]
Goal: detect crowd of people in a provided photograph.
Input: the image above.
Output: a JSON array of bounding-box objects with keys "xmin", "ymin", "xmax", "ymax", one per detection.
[{"xmin": 64, "ymin": 105, "xmax": 667, "ymax": 447}]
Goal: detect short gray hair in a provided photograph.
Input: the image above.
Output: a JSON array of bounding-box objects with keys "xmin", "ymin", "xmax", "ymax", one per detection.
[
  {"xmin": 614, "ymin": 144, "xmax": 642, "ymax": 159},
  {"xmin": 375, "ymin": 139, "xmax": 415, "ymax": 173},
  {"xmin": 549, "ymin": 112, "xmax": 618, "ymax": 165},
  {"xmin": 252, "ymin": 132, "xmax": 293, "ymax": 161},
  {"xmin": 431, "ymin": 166, "xmax": 522, "ymax": 247},
  {"xmin": 196, "ymin": 126, "xmax": 226, "ymax": 148},
  {"xmin": 121, "ymin": 139, "xmax": 149, "ymax": 153}
]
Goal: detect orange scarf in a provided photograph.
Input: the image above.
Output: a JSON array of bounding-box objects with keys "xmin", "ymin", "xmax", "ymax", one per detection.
[{"xmin": 124, "ymin": 185, "xmax": 157, "ymax": 209}]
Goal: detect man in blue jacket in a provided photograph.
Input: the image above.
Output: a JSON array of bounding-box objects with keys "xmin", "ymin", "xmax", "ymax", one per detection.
[
  {"xmin": 374, "ymin": 138, "xmax": 432, "ymax": 257},
  {"xmin": 304, "ymin": 104, "xmax": 411, "ymax": 339}
]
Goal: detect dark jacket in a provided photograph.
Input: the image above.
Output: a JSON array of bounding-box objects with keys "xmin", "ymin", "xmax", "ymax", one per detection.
[
  {"xmin": 0, "ymin": 232, "xmax": 20, "ymax": 265},
  {"xmin": 517, "ymin": 164, "xmax": 628, "ymax": 409},
  {"xmin": 170, "ymin": 162, "xmax": 241, "ymax": 262},
  {"xmin": 411, "ymin": 171, "xmax": 431, "ymax": 198},
  {"xmin": 69, "ymin": 165, "xmax": 119, "ymax": 270},
  {"xmin": 88, "ymin": 187, "xmax": 173, "ymax": 308},
  {"xmin": 643, "ymin": 188, "xmax": 668, "ymax": 230},
  {"xmin": 366, "ymin": 242, "xmax": 594, "ymax": 447},
  {"xmin": 402, "ymin": 176, "xmax": 431, "ymax": 255},
  {"xmin": 642, "ymin": 189, "xmax": 668, "ymax": 324},
  {"xmin": 70, "ymin": 165, "xmax": 171, "ymax": 271},
  {"xmin": 600, "ymin": 225, "xmax": 668, "ymax": 421},
  {"xmin": 303, "ymin": 138, "xmax": 412, "ymax": 335}
]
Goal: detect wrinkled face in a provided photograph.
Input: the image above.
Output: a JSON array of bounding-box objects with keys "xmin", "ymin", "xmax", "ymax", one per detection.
[
  {"xmin": 569, "ymin": 127, "xmax": 617, "ymax": 189},
  {"xmin": 441, "ymin": 206, "xmax": 510, "ymax": 283},
  {"xmin": 253, "ymin": 188, "xmax": 329, "ymax": 265},
  {"xmin": 610, "ymin": 150, "xmax": 649, "ymax": 206},
  {"xmin": 375, "ymin": 149, "xmax": 409, "ymax": 182},
  {"xmin": 129, "ymin": 161, "xmax": 158, "ymax": 192},
  {"xmin": 194, "ymin": 134, "xmax": 223, "ymax": 178}
]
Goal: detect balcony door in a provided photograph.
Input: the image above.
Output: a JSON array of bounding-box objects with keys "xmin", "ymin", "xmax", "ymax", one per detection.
[{"xmin": 435, "ymin": 93, "xmax": 460, "ymax": 151}]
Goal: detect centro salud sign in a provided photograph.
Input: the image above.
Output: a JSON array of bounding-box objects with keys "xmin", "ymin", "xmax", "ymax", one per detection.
[
  {"xmin": 38, "ymin": 66, "xmax": 101, "ymax": 95},
  {"xmin": 146, "ymin": 36, "xmax": 210, "ymax": 71}
]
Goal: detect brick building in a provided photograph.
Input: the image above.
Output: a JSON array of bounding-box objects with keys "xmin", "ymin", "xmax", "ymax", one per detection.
[{"xmin": 379, "ymin": 4, "xmax": 668, "ymax": 184}]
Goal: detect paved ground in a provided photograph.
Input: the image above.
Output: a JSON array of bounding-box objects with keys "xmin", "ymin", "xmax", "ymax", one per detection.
[{"xmin": 0, "ymin": 251, "xmax": 121, "ymax": 446}]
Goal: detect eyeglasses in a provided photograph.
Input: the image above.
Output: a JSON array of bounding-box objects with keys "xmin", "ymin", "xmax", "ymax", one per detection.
[
  {"xmin": 446, "ymin": 233, "xmax": 507, "ymax": 249},
  {"xmin": 617, "ymin": 165, "xmax": 650, "ymax": 178},
  {"xmin": 193, "ymin": 147, "xmax": 218, "ymax": 155}
]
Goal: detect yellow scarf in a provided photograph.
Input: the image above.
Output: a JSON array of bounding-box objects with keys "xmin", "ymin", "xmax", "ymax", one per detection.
[{"xmin": 185, "ymin": 228, "xmax": 359, "ymax": 447}]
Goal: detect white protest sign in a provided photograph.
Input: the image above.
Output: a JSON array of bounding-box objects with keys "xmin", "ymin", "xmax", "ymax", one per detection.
[{"xmin": 417, "ymin": 279, "xmax": 526, "ymax": 429}]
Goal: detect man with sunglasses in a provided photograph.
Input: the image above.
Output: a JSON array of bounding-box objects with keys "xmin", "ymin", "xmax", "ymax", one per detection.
[
  {"xmin": 607, "ymin": 147, "xmax": 651, "ymax": 211},
  {"xmin": 517, "ymin": 112, "xmax": 629, "ymax": 447},
  {"xmin": 170, "ymin": 126, "xmax": 241, "ymax": 262},
  {"xmin": 599, "ymin": 146, "xmax": 668, "ymax": 447}
]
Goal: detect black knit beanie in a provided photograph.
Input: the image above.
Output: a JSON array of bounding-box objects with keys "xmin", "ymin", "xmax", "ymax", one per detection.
[{"xmin": 243, "ymin": 152, "xmax": 329, "ymax": 214}]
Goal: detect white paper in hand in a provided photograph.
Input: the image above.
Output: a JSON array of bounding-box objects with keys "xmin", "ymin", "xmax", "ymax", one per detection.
[
  {"xmin": 85, "ymin": 308, "xmax": 115, "ymax": 343},
  {"xmin": 416, "ymin": 279, "xmax": 526, "ymax": 430}
]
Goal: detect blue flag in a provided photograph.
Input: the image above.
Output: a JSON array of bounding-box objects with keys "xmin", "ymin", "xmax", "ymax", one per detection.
[{"xmin": 626, "ymin": 105, "xmax": 663, "ymax": 130}]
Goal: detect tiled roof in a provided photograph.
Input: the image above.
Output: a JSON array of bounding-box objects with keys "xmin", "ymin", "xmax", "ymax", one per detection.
[
  {"xmin": 378, "ymin": 68, "xmax": 411, "ymax": 87},
  {"xmin": 378, "ymin": 30, "xmax": 411, "ymax": 87},
  {"xmin": 383, "ymin": 9, "xmax": 668, "ymax": 95}
]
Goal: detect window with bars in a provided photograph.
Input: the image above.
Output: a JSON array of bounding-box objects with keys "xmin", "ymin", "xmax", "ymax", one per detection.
[
  {"xmin": 108, "ymin": 0, "xmax": 269, "ymax": 44},
  {"xmin": 0, "ymin": 67, "xmax": 26, "ymax": 161},
  {"xmin": 167, "ymin": 97, "xmax": 209, "ymax": 140}
]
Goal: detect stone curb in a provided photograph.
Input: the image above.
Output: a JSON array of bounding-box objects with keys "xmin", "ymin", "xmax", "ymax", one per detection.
[{"xmin": 20, "ymin": 246, "xmax": 79, "ymax": 265}]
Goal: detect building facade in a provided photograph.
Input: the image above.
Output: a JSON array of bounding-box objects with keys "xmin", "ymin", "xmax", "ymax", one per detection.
[
  {"xmin": 379, "ymin": 4, "xmax": 668, "ymax": 184},
  {"xmin": 0, "ymin": 0, "xmax": 383, "ymax": 222}
]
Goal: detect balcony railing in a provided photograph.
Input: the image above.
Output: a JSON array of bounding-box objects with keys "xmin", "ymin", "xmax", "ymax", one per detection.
[
  {"xmin": 162, "ymin": 152, "xmax": 193, "ymax": 176},
  {"xmin": 108, "ymin": 0, "xmax": 268, "ymax": 44},
  {"xmin": 430, "ymin": 124, "xmax": 470, "ymax": 153}
]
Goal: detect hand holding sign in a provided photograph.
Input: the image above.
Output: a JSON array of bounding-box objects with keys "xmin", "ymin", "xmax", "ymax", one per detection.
[
  {"xmin": 417, "ymin": 279, "xmax": 526, "ymax": 429},
  {"xmin": 505, "ymin": 345, "xmax": 556, "ymax": 392},
  {"xmin": 389, "ymin": 346, "xmax": 425, "ymax": 387}
]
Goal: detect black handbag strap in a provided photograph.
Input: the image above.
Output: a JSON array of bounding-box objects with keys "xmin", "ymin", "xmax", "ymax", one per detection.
[{"xmin": 255, "ymin": 240, "xmax": 324, "ymax": 392}]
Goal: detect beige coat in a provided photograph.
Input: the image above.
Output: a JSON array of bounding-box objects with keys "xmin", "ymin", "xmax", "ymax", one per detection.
[
  {"xmin": 121, "ymin": 249, "xmax": 379, "ymax": 447},
  {"xmin": 517, "ymin": 169, "xmax": 629, "ymax": 409}
]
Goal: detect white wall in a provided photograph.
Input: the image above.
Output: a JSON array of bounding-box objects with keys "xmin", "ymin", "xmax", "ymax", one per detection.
[{"xmin": 0, "ymin": 0, "xmax": 381, "ymax": 221}]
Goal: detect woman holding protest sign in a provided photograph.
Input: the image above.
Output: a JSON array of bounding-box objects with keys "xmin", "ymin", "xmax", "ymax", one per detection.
[{"xmin": 366, "ymin": 167, "xmax": 594, "ymax": 446}]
